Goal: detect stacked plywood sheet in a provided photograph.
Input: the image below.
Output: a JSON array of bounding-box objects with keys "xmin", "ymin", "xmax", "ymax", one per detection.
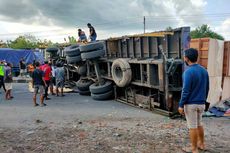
[
  {"xmin": 190, "ymin": 38, "xmax": 224, "ymax": 107},
  {"xmin": 222, "ymin": 41, "xmax": 230, "ymax": 100},
  {"xmin": 223, "ymin": 41, "xmax": 230, "ymax": 76}
]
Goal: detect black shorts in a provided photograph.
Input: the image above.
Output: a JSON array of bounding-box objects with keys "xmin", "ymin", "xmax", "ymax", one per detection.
[{"xmin": 50, "ymin": 77, "xmax": 56, "ymax": 86}]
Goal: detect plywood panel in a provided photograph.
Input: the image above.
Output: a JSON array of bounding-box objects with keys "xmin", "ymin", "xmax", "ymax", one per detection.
[
  {"xmin": 207, "ymin": 76, "xmax": 222, "ymax": 107},
  {"xmin": 207, "ymin": 39, "xmax": 224, "ymax": 77},
  {"xmin": 221, "ymin": 77, "xmax": 230, "ymax": 100},
  {"xmin": 223, "ymin": 41, "xmax": 230, "ymax": 76},
  {"xmin": 190, "ymin": 38, "xmax": 209, "ymax": 69}
]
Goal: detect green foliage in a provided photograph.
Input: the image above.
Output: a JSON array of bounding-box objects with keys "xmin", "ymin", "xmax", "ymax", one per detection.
[
  {"xmin": 68, "ymin": 36, "xmax": 76, "ymax": 44},
  {"xmin": 165, "ymin": 26, "xmax": 173, "ymax": 31},
  {"xmin": 190, "ymin": 24, "xmax": 224, "ymax": 40},
  {"xmin": 7, "ymin": 35, "xmax": 55, "ymax": 49},
  {"xmin": 9, "ymin": 35, "xmax": 39, "ymax": 49}
]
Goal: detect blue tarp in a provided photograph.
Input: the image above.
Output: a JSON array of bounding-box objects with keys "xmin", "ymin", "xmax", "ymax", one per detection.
[{"xmin": 0, "ymin": 48, "xmax": 44, "ymax": 66}]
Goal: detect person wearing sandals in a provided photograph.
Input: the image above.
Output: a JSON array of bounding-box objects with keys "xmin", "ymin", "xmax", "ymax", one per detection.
[
  {"xmin": 178, "ymin": 48, "xmax": 209, "ymax": 153},
  {"xmin": 32, "ymin": 62, "xmax": 47, "ymax": 107}
]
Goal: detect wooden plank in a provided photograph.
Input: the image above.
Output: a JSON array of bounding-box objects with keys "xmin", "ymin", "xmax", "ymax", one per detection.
[
  {"xmin": 221, "ymin": 77, "xmax": 230, "ymax": 100},
  {"xmin": 207, "ymin": 39, "xmax": 224, "ymax": 77},
  {"xmin": 135, "ymin": 94, "xmax": 152, "ymax": 109},
  {"xmin": 223, "ymin": 41, "xmax": 230, "ymax": 76},
  {"xmin": 207, "ymin": 76, "xmax": 222, "ymax": 107}
]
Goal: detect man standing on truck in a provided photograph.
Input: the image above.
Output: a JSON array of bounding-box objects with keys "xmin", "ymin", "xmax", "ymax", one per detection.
[
  {"xmin": 178, "ymin": 48, "xmax": 209, "ymax": 153},
  {"xmin": 87, "ymin": 23, "xmax": 97, "ymax": 42},
  {"xmin": 78, "ymin": 29, "xmax": 87, "ymax": 42}
]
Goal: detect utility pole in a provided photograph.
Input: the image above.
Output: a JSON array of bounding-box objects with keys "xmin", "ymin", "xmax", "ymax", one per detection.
[{"xmin": 143, "ymin": 16, "xmax": 146, "ymax": 33}]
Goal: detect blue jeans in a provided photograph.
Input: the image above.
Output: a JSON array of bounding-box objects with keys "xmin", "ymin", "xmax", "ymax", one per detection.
[{"xmin": 90, "ymin": 35, "xmax": 97, "ymax": 42}]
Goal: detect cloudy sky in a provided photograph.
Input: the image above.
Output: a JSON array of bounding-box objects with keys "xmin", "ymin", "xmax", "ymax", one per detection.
[{"xmin": 0, "ymin": 0, "xmax": 230, "ymax": 42}]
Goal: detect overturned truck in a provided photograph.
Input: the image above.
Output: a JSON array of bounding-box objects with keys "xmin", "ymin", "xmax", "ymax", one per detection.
[
  {"xmin": 102, "ymin": 27, "xmax": 190, "ymax": 115},
  {"xmin": 49, "ymin": 27, "xmax": 191, "ymax": 116}
]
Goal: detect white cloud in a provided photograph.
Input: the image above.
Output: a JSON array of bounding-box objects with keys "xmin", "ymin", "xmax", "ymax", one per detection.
[
  {"xmin": 0, "ymin": 0, "xmax": 209, "ymax": 42},
  {"xmin": 215, "ymin": 18, "xmax": 230, "ymax": 40},
  {"xmin": 191, "ymin": 0, "xmax": 207, "ymax": 8}
]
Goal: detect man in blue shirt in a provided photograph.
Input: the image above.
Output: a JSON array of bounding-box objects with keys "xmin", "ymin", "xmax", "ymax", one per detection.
[
  {"xmin": 179, "ymin": 48, "xmax": 209, "ymax": 153},
  {"xmin": 78, "ymin": 29, "xmax": 87, "ymax": 42}
]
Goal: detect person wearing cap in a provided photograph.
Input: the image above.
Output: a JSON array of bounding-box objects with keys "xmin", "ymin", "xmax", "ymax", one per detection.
[
  {"xmin": 87, "ymin": 23, "xmax": 97, "ymax": 42},
  {"xmin": 178, "ymin": 48, "xmax": 209, "ymax": 153},
  {"xmin": 78, "ymin": 29, "xmax": 87, "ymax": 42}
]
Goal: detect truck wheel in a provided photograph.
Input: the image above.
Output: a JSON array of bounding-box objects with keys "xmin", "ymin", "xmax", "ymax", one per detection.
[
  {"xmin": 65, "ymin": 47, "xmax": 80, "ymax": 57},
  {"xmin": 66, "ymin": 55, "xmax": 81, "ymax": 64},
  {"xmin": 46, "ymin": 47, "xmax": 58, "ymax": 53},
  {"xmin": 91, "ymin": 90, "xmax": 114, "ymax": 100},
  {"xmin": 77, "ymin": 65, "xmax": 87, "ymax": 76},
  {"xmin": 81, "ymin": 49, "xmax": 105, "ymax": 60},
  {"xmin": 79, "ymin": 90, "xmax": 91, "ymax": 96},
  {"xmin": 79, "ymin": 41, "xmax": 104, "ymax": 52},
  {"xmin": 90, "ymin": 81, "xmax": 113, "ymax": 94},
  {"xmin": 111, "ymin": 58, "xmax": 132, "ymax": 87},
  {"xmin": 76, "ymin": 79, "xmax": 93, "ymax": 91}
]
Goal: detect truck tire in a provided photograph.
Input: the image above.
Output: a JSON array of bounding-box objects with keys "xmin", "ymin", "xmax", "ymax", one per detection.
[
  {"xmin": 46, "ymin": 47, "xmax": 58, "ymax": 53},
  {"xmin": 112, "ymin": 58, "xmax": 132, "ymax": 87},
  {"xmin": 91, "ymin": 90, "xmax": 113, "ymax": 100},
  {"xmin": 66, "ymin": 55, "xmax": 81, "ymax": 64},
  {"xmin": 65, "ymin": 47, "xmax": 80, "ymax": 57},
  {"xmin": 76, "ymin": 79, "xmax": 93, "ymax": 91},
  {"xmin": 79, "ymin": 90, "xmax": 91, "ymax": 96},
  {"xmin": 81, "ymin": 49, "xmax": 105, "ymax": 60},
  {"xmin": 90, "ymin": 81, "xmax": 113, "ymax": 94},
  {"xmin": 77, "ymin": 65, "xmax": 87, "ymax": 76},
  {"xmin": 79, "ymin": 41, "xmax": 104, "ymax": 52}
]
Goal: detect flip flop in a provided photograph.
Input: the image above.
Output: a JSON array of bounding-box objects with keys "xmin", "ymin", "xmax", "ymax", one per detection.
[
  {"xmin": 181, "ymin": 147, "xmax": 192, "ymax": 153},
  {"xmin": 198, "ymin": 147, "xmax": 208, "ymax": 152}
]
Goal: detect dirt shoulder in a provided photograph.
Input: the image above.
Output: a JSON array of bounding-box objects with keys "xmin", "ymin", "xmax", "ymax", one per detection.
[{"xmin": 0, "ymin": 84, "xmax": 229, "ymax": 153}]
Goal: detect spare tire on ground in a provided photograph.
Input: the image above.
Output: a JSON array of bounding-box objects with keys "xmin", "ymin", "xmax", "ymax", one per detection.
[
  {"xmin": 111, "ymin": 58, "xmax": 132, "ymax": 87},
  {"xmin": 81, "ymin": 49, "xmax": 105, "ymax": 60},
  {"xmin": 66, "ymin": 55, "xmax": 81, "ymax": 64},
  {"xmin": 90, "ymin": 81, "xmax": 113, "ymax": 94},
  {"xmin": 79, "ymin": 41, "xmax": 104, "ymax": 52},
  {"xmin": 91, "ymin": 90, "xmax": 114, "ymax": 100}
]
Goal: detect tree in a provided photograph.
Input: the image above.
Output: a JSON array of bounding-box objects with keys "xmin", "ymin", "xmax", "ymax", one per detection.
[
  {"xmin": 68, "ymin": 36, "xmax": 77, "ymax": 44},
  {"xmin": 9, "ymin": 35, "xmax": 39, "ymax": 49},
  {"xmin": 165, "ymin": 26, "xmax": 173, "ymax": 31},
  {"xmin": 190, "ymin": 24, "xmax": 224, "ymax": 40}
]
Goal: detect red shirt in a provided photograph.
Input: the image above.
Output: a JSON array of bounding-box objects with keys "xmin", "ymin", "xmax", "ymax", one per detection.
[{"xmin": 40, "ymin": 64, "xmax": 51, "ymax": 81}]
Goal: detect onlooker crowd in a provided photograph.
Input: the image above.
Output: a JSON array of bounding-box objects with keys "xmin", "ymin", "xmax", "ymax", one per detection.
[
  {"xmin": 31, "ymin": 60, "xmax": 66, "ymax": 106},
  {"xmin": 1, "ymin": 59, "xmax": 66, "ymax": 106}
]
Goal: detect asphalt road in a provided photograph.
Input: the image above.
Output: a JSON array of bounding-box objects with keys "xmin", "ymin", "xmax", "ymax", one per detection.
[{"xmin": 0, "ymin": 83, "xmax": 159, "ymax": 128}]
